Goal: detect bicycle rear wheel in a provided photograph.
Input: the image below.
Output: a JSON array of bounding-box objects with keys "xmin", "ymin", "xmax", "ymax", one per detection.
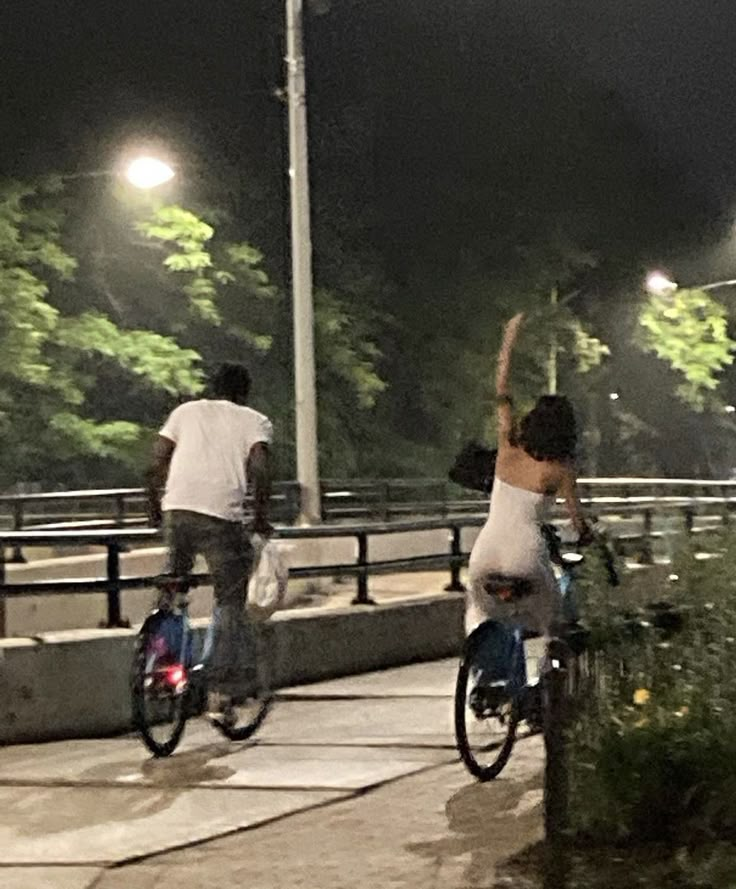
[
  {"xmin": 132, "ymin": 614, "xmax": 190, "ymax": 757},
  {"xmin": 455, "ymin": 636, "xmax": 519, "ymax": 781}
]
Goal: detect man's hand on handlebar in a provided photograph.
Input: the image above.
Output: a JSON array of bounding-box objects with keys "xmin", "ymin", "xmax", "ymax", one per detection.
[{"xmin": 248, "ymin": 515, "xmax": 274, "ymax": 537}]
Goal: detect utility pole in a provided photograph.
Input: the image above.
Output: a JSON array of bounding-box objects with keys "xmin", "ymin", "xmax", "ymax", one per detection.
[
  {"xmin": 547, "ymin": 286, "xmax": 559, "ymax": 394},
  {"xmin": 286, "ymin": 0, "xmax": 321, "ymax": 523}
]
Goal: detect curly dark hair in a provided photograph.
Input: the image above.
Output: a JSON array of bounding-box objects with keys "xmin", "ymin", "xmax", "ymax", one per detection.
[
  {"xmin": 211, "ymin": 362, "xmax": 251, "ymax": 404},
  {"xmin": 513, "ymin": 395, "xmax": 577, "ymax": 462}
]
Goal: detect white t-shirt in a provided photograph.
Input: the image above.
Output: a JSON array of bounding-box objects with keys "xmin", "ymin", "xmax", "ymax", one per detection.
[{"xmin": 160, "ymin": 399, "xmax": 273, "ymax": 522}]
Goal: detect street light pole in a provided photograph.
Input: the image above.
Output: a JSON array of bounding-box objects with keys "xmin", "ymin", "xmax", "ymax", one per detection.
[
  {"xmin": 286, "ymin": 0, "xmax": 321, "ymax": 524},
  {"xmin": 547, "ymin": 285, "xmax": 559, "ymax": 394}
]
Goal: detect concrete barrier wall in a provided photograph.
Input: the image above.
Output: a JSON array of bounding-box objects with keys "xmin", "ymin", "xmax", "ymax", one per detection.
[
  {"xmin": 4, "ymin": 528, "xmax": 482, "ymax": 636},
  {"xmin": 0, "ymin": 593, "xmax": 464, "ymax": 745}
]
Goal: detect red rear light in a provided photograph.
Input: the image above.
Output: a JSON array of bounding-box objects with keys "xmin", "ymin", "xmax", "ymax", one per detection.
[{"xmin": 166, "ymin": 665, "xmax": 185, "ymax": 686}]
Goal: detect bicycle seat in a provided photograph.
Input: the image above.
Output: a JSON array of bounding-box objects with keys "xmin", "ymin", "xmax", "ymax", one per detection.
[{"xmin": 482, "ymin": 573, "xmax": 534, "ymax": 602}]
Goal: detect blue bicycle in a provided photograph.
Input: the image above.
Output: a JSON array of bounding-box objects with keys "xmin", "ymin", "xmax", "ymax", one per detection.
[
  {"xmin": 131, "ymin": 574, "xmax": 271, "ymax": 757},
  {"xmin": 454, "ymin": 528, "xmax": 604, "ymax": 781}
]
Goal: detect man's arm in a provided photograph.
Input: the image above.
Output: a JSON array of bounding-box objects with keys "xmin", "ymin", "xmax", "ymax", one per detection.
[
  {"xmin": 247, "ymin": 442, "xmax": 272, "ymax": 534},
  {"xmin": 145, "ymin": 435, "xmax": 176, "ymax": 527}
]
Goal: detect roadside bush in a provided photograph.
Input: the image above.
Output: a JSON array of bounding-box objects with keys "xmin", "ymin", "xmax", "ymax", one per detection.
[{"xmin": 566, "ymin": 529, "xmax": 736, "ymax": 844}]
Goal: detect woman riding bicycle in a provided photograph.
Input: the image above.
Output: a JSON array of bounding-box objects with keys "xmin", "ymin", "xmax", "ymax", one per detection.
[{"xmin": 466, "ymin": 312, "xmax": 592, "ymax": 648}]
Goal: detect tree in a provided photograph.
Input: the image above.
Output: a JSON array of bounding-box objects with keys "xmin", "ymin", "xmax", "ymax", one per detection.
[
  {"xmin": 133, "ymin": 203, "xmax": 386, "ymax": 478},
  {"xmin": 639, "ymin": 288, "xmax": 736, "ymax": 410},
  {"xmin": 0, "ymin": 179, "xmax": 202, "ymax": 487}
]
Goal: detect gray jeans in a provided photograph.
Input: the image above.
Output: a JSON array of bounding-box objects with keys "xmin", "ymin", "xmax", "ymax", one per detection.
[{"xmin": 164, "ymin": 510, "xmax": 255, "ymax": 698}]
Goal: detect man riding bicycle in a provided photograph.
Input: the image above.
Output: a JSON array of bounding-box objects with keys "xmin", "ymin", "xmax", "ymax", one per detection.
[{"xmin": 146, "ymin": 362, "xmax": 272, "ymax": 727}]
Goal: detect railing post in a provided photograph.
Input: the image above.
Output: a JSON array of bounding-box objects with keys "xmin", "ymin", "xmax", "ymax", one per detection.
[
  {"xmin": 285, "ymin": 482, "xmax": 301, "ymax": 524},
  {"xmin": 114, "ymin": 494, "xmax": 126, "ymax": 528},
  {"xmin": 320, "ymin": 481, "xmax": 327, "ymax": 523},
  {"xmin": 683, "ymin": 506, "xmax": 694, "ymax": 536},
  {"xmin": 543, "ymin": 652, "xmax": 569, "ymax": 844},
  {"xmin": 444, "ymin": 525, "xmax": 466, "ymax": 592},
  {"xmin": 351, "ymin": 531, "xmax": 376, "ymax": 605},
  {"xmin": 639, "ymin": 508, "xmax": 653, "ymax": 564},
  {"xmin": 105, "ymin": 542, "xmax": 126, "ymax": 627},
  {"xmin": 381, "ymin": 482, "xmax": 391, "ymax": 522},
  {"xmin": 0, "ymin": 545, "xmax": 6, "ymax": 638},
  {"xmin": 114, "ymin": 494, "xmax": 130, "ymax": 553},
  {"xmin": 9, "ymin": 501, "xmax": 27, "ymax": 563}
]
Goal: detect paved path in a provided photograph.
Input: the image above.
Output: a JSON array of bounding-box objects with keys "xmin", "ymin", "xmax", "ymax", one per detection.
[{"xmin": 0, "ymin": 660, "xmax": 544, "ymax": 889}]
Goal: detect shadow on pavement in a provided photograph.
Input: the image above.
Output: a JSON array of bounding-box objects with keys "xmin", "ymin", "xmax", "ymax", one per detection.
[
  {"xmin": 406, "ymin": 776, "xmax": 544, "ymax": 887},
  {"xmin": 79, "ymin": 741, "xmax": 243, "ymax": 787}
]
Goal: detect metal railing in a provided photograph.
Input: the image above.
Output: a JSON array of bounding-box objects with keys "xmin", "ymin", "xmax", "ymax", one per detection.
[
  {"xmin": 0, "ymin": 492, "xmax": 733, "ymax": 637},
  {"xmin": 0, "ymin": 517, "xmax": 482, "ymax": 636},
  {"xmin": 4, "ymin": 477, "xmax": 736, "ymax": 543}
]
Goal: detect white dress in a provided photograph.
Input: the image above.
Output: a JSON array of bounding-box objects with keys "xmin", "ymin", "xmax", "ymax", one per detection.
[{"xmin": 466, "ymin": 478, "xmax": 559, "ymax": 637}]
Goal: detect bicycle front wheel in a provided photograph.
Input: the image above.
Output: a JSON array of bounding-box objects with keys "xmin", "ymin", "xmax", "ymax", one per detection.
[
  {"xmin": 132, "ymin": 616, "xmax": 190, "ymax": 757},
  {"xmin": 454, "ymin": 638, "xmax": 519, "ymax": 781}
]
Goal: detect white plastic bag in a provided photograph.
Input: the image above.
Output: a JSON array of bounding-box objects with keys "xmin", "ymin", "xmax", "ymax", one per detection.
[{"xmin": 247, "ymin": 535, "xmax": 290, "ymax": 621}]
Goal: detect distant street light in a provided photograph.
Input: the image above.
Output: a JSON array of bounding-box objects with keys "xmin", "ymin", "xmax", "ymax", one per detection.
[
  {"xmin": 645, "ymin": 270, "xmax": 736, "ymax": 296},
  {"xmin": 125, "ymin": 156, "xmax": 176, "ymax": 190},
  {"xmin": 63, "ymin": 154, "xmax": 176, "ymax": 190},
  {"xmin": 645, "ymin": 271, "xmax": 678, "ymax": 297}
]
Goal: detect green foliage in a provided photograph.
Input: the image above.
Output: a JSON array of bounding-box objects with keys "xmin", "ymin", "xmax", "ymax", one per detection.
[
  {"xmin": 567, "ymin": 530, "xmax": 736, "ymax": 845},
  {"xmin": 50, "ymin": 413, "xmax": 143, "ymax": 461},
  {"xmin": 136, "ymin": 205, "xmax": 221, "ymax": 324},
  {"xmin": 0, "ymin": 182, "xmax": 204, "ymax": 486},
  {"xmin": 55, "ymin": 312, "xmax": 202, "ymax": 395},
  {"xmin": 0, "ymin": 183, "xmax": 390, "ymax": 486},
  {"xmin": 571, "ymin": 320, "xmax": 610, "ymax": 374},
  {"xmin": 639, "ymin": 288, "xmax": 735, "ymax": 409},
  {"xmin": 136, "ymin": 205, "xmax": 215, "ymax": 252},
  {"xmin": 315, "ymin": 289, "xmax": 386, "ymax": 409},
  {"xmin": 134, "ymin": 204, "xmax": 282, "ymax": 344}
]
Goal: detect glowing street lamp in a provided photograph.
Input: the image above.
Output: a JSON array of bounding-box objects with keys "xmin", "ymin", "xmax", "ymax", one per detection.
[
  {"xmin": 63, "ymin": 154, "xmax": 176, "ymax": 190},
  {"xmin": 645, "ymin": 271, "xmax": 678, "ymax": 296},
  {"xmin": 125, "ymin": 156, "xmax": 176, "ymax": 190},
  {"xmin": 646, "ymin": 270, "xmax": 736, "ymax": 296}
]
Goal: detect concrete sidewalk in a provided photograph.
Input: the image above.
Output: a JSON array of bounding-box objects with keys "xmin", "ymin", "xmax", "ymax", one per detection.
[{"xmin": 0, "ymin": 659, "xmax": 544, "ymax": 889}]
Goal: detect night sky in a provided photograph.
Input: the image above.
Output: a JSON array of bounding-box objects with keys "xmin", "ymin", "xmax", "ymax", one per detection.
[
  {"xmin": 3, "ymin": 0, "xmax": 736, "ymax": 479},
  {"xmin": 3, "ymin": 0, "xmax": 736, "ymax": 203},
  {"xmin": 527, "ymin": 0, "xmax": 736, "ymax": 206}
]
